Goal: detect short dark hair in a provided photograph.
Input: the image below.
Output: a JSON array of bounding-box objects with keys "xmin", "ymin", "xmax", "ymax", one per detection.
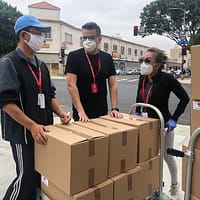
[{"xmin": 81, "ymin": 22, "xmax": 101, "ymax": 36}]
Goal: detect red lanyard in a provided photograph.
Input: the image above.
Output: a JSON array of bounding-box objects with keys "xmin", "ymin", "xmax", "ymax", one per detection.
[
  {"xmin": 27, "ymin": 63, "xmax": 42, "ymax": 92},
  {"xmin": 142, "ymin": 77, "xmax": 153, "ymax": 103},
  {"xmin": 84, "ymin": 51, "xmax": 101, "ymax": 83}
]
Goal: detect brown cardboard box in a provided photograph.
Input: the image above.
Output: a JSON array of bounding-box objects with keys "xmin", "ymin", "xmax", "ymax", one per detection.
[
  {"xmin": 191, "ymin": 196, "xmax": 200, "ymax": 200},
  {"xmin": 191, "ymin": 100, "xmax": 200, "ymax": 133},
  {"xmin": 112, "ymin": 166, "xmax": 146, "ymax": 200},
  {"xmin": 35, "ymin": 125, "xmax": 109, "ymax": 195},
  {"xmin": 190, "ymin": 100, "xmax": 200, "ymax": 149},
  {"xmin": 101, "ymin": 114, "xmax": 160, "ymax": 163},
  {"xmin": 182, "ymin": 145, "xmax": 200, "ymax": 199},
  {"xmin": 41, "ymin": 178, "xmax": 113, "ymax": 200},
  {"xmin": 74, "ymin": 118, "xmax": 138, "ymax": 177},
  {"xmin": 138, "ymin": 155, "xmax": 160, "ymax": 198},
  {"xmin": 191, "ymin": 45, "xmax": 200, "ymax": 99}
]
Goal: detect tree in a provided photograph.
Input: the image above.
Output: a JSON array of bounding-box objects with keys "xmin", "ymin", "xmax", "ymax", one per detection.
[
  {"xmin": 189, "ymin": 31, "xmax": 200, "ymax": 46},
  {"xmin": 0, "ymin": 0, "xmax": 22, "ymax": 56},
  {"xmin": 139, "ymin": 0, "xmax": 200, "ymax": 46}
]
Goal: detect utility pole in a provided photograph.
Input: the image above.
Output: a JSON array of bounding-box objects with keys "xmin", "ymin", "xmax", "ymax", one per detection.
[{"xmin": 169, "ymin": 6, "xmax": 187, "ymax": 78}]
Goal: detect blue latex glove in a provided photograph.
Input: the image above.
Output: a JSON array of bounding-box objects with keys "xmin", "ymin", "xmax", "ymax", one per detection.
[
  {"xmin": 133, "ymin": 111, "xmax": 140, "ymax": 116},
  {"xmin": 166, "ymin": 119, "xmax": 176, "ymax": 132}
]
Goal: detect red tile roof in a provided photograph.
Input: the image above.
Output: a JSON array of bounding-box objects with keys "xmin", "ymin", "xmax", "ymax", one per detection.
[{"xmin": 28, "ymin": 1, "xmax": 60, "ymax": 10}]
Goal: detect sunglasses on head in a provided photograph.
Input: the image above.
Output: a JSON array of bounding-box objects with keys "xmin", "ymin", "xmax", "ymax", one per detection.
[{"xmin": 139, "ymin": 58, "xmax": 151, "ymax": 64}]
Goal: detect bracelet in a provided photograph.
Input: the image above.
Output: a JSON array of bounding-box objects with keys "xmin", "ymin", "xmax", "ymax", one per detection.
[{"xmin": 111, "ymin": 108, "xmax": 119, "ymax": 112}]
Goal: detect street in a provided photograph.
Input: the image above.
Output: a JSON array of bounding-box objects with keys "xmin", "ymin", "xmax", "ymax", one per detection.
[{"xmin": 53, "ymin": 75, "xmax": 191, "ymax": 125}]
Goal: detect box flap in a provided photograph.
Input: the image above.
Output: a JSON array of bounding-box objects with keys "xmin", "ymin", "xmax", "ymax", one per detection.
[
  {"xmin": 56, "ymin": 124, "xmax": 106, "ymax": 139},
  {"xmin": 46, "ymin": 125, "xmax": 88, "ymax": 145}
]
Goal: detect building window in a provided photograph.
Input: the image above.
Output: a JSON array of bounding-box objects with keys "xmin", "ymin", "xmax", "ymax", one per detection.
[
  {"xmin": 113, "ymin": 44, "xmax": 117, "ymax": 53},
  {"xmin": 44, "ymin": 28, "xmax": 51, "ymax": 38},
  {"xmin": 134, "ymin": 49, "xmax": 137, "ymax": 56},
  {"xmin": 104, "ymin": 42, "xmax": 109, "ymax": 51},
  {"xmin": 140, "ymin": 50, "xmax": 143, "ymax": 57},
  {"xmin": 65, "ymin": 33, "xmax": 72, "ymax": 44},
  {"xmin": 121, "ymin": 46, "xmax": 125, "ymax": 55},
  {"xmin": 128, "ymin": 48, "xmax": 131, "ymax": 55}
]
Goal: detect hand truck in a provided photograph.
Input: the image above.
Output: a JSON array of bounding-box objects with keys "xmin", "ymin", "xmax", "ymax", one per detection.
[
  {"xmin": 129, "ymin": 103, "xmax": 165, "ymax": 200},
  {"xmin": 167, "ymin": 127, "xmax": 200, "ymax": 200}
]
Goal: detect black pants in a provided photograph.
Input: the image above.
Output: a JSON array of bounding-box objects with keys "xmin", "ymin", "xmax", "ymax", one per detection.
[{"xmin": 3, "ymin": 143, "xmax": 40, "ymax": 200}]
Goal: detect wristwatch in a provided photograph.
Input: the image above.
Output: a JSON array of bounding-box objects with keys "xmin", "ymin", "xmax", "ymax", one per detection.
[{"xmin": 111, "ymin": 108, "xmax": 119, "ymax": 112}]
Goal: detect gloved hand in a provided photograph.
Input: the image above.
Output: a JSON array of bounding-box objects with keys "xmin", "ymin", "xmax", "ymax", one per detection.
[
  {"xmin": 166, "ymin": 119, "xmax": 176, "ymax": 132},
  {"xmin": 133, "ymin": 111, "xmax": 140, "ymax": 116}
]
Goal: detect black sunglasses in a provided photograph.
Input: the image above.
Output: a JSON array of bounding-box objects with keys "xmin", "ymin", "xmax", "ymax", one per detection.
[
  {"xmin": 81, "ymin": 36, "xmax": 97, "ymax": 41},
  {"xmin": 139, "ymin": 58, "xmax": 151, "ymax": 64}
]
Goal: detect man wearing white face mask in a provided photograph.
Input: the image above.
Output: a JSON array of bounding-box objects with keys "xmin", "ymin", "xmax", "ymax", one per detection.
[
  {"xmin": 65, "ymin": 22, "xmax": 122, "ymax": 122},
  {"xmin": 0, "ymin": 15, "xmax": 71, "ymax": 199},
  {"xmin": 135, "ymin": 47, "xmax": 189, "ymax": 199}
]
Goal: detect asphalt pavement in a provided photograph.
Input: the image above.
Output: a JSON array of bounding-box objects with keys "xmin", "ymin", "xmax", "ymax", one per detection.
[{"xmin": 0, "ymin": 76, "xmax": 191, "ymax": 199}]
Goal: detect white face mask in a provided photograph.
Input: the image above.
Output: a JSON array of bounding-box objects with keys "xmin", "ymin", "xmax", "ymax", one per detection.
[
  {"xmin": 140, "ymin": 62, "xmax": 153, "ymax": 75},
  {"xmin": 83, "ymin": 39, "xmax": 97, "ymax": 53},
  {"xmin": 24, "ymin": 33, "xmax": 44, "ymax": 52}
]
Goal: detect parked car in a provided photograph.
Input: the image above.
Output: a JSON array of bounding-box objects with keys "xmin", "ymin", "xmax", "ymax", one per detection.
[
  {"xmin": 126, "ymin": 69, "xmax": 141, "ymax": 75},
  {"xmin": 116, "ymin": 69, "xmax": 126, "ymax": 75},
  {"xmin": 184, "ymin": 68, "xmax": 191, "ymax": 78}
]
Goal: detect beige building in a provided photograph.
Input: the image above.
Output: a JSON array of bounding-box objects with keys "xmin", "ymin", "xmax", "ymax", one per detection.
[
  {"xmin": 28, "ymin": 1, "xmax": 150, "ymax": 75},
  {"xmin": 170, "ymin": 48, "xmax": 191, "ymax": 70}
]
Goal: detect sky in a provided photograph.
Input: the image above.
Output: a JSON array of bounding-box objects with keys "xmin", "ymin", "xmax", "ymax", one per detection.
[{"xmin": 4, "ymin": 0, "xmax": 179, "ymax": 55}]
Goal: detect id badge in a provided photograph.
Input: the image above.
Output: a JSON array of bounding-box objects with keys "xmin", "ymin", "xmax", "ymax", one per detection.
[
  {"xmin": 91, "ymin": 83, "xmax": 98, "ymax": 94},
  {"xmin": 38, "ymin": 93, "xmax": 45, "ymax": 109},
  {"xmin": 141, "ymin": 112, "xmax": 148, "ymax": 118}
]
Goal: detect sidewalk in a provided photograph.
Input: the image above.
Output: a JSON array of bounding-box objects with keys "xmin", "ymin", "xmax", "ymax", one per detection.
[
  {"xmin": 0, "ymin": 117, "xmax": 190, "ymax": 199},
  {"xmin": 50, "ymin": 75, "xmax": 191, "ymax": 85}
]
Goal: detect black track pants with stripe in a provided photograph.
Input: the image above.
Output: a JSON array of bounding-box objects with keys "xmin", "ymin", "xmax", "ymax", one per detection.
[{"xmin": 3, "ymin": 143, "xmax": 40, "ymax": 200}]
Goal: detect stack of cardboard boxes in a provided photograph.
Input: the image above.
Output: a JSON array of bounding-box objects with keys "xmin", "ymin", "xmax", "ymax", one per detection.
[
  {"xmin": 35, "ymin": 114, "xmax": 161, "ymax": 200},
  {"xmin": 182, "ymin": 45, "xmax": 200, "ymax": 199}
]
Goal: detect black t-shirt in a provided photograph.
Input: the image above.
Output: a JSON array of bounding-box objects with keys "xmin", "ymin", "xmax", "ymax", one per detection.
[{"xmin": 65, "ymin": 48, "xmax": 116, "ymax": 120}]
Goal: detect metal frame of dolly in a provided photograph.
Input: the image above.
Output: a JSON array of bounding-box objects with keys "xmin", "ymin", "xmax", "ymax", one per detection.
[
  {"xmin": 129, "ymin": 103, "xmax": 165, "ymax": 200},
  {"xmin": 167, "ymin": 127, "xmax": 200, "ymax": 200}
]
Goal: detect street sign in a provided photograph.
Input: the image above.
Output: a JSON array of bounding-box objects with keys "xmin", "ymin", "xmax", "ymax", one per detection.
[{"xmin": 178, "ymin": 39, "xmax": 188, "ymax": 46}]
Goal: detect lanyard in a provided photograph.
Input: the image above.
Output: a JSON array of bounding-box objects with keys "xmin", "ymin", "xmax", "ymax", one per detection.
[
  {"xmin": 84, "ymin": 50, "xmax": 101, "ymax": 83},
  {"xmin": 27, "ymin": 63, "xmax": 42, "ymax": 92},
  {"xmin": 142, "ymin": 77, "xmax": 153, "ymax": 104}
]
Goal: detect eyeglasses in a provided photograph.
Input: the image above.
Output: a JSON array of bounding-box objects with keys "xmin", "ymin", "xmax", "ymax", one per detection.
[
  {"xmin": 139, "ymin": 58, "xmax": 152, "ymax": 64},
  {"xmin": 80, "ymin": 36, "xmax": 97, "ymax": 41},
  {"xmin": 27, "ymin": 30, "xmax": 45, "ymax": 36}
]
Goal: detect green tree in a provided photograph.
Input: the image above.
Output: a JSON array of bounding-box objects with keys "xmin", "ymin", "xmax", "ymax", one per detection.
[
  {"xmin": 189, "ymin": 31, "xmax": 200, "ymax": 46},
  {"xmin": 0, "ymin": 0, "xmax": 22, "ymax": 56},
  {"xmin": 139, "ymin": 0, "xmax": 200, "ymax": 46}
]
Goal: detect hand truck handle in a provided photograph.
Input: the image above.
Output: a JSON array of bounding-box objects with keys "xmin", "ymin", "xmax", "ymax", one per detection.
[{"xmin": 167, "ymin": 148, "xmax": 185, "ymax": 157}]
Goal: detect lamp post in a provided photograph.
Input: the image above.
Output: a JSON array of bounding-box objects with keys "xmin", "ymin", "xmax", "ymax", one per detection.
[
  {"xmin": 169, "ymin": 7, "xmax": 187, "ymax": 77},
  {"xmin": 169, "ymin": 7, "xmax": 186, "ymax": 37}
]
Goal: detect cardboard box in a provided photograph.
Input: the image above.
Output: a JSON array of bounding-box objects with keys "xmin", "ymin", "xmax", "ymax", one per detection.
[
  {"xmin": 35, "ymin": 125, "xmax": 109, "ymax": 195},
  {"xmin": 191, "ymin": 195, "xmax": 200, "ymax": 200},
  {"xmin": 101, "ymin": 114, "xmax": 160, "ymax": 163},
  {"xmin": 138, "ymin": 155, "xmax": 160, "ymax": 197},
  {"xmin": 41, "ymin": 178, "xmax": 113, "ymax": 200},
  {"xmin": 112, "ymin": 166, "xmax": 146, "ymax": 200},
  {"xmin": 190, "ymin": 100, "xmax": 200, "ymax": 149},
  {"xmin": 191, "ymin": 45, "xmax": 200, "ymax": 99},
  {"xmin": 191, "ymin": 100, "xmax": 200, "ymax": 133},
  {"xmin": 74, "ymin": 118, "xmax": 138, "ymax": 177},
  {"xmin": 182, "ymin": 145, "xmax": 200, "ymax": 199}
]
